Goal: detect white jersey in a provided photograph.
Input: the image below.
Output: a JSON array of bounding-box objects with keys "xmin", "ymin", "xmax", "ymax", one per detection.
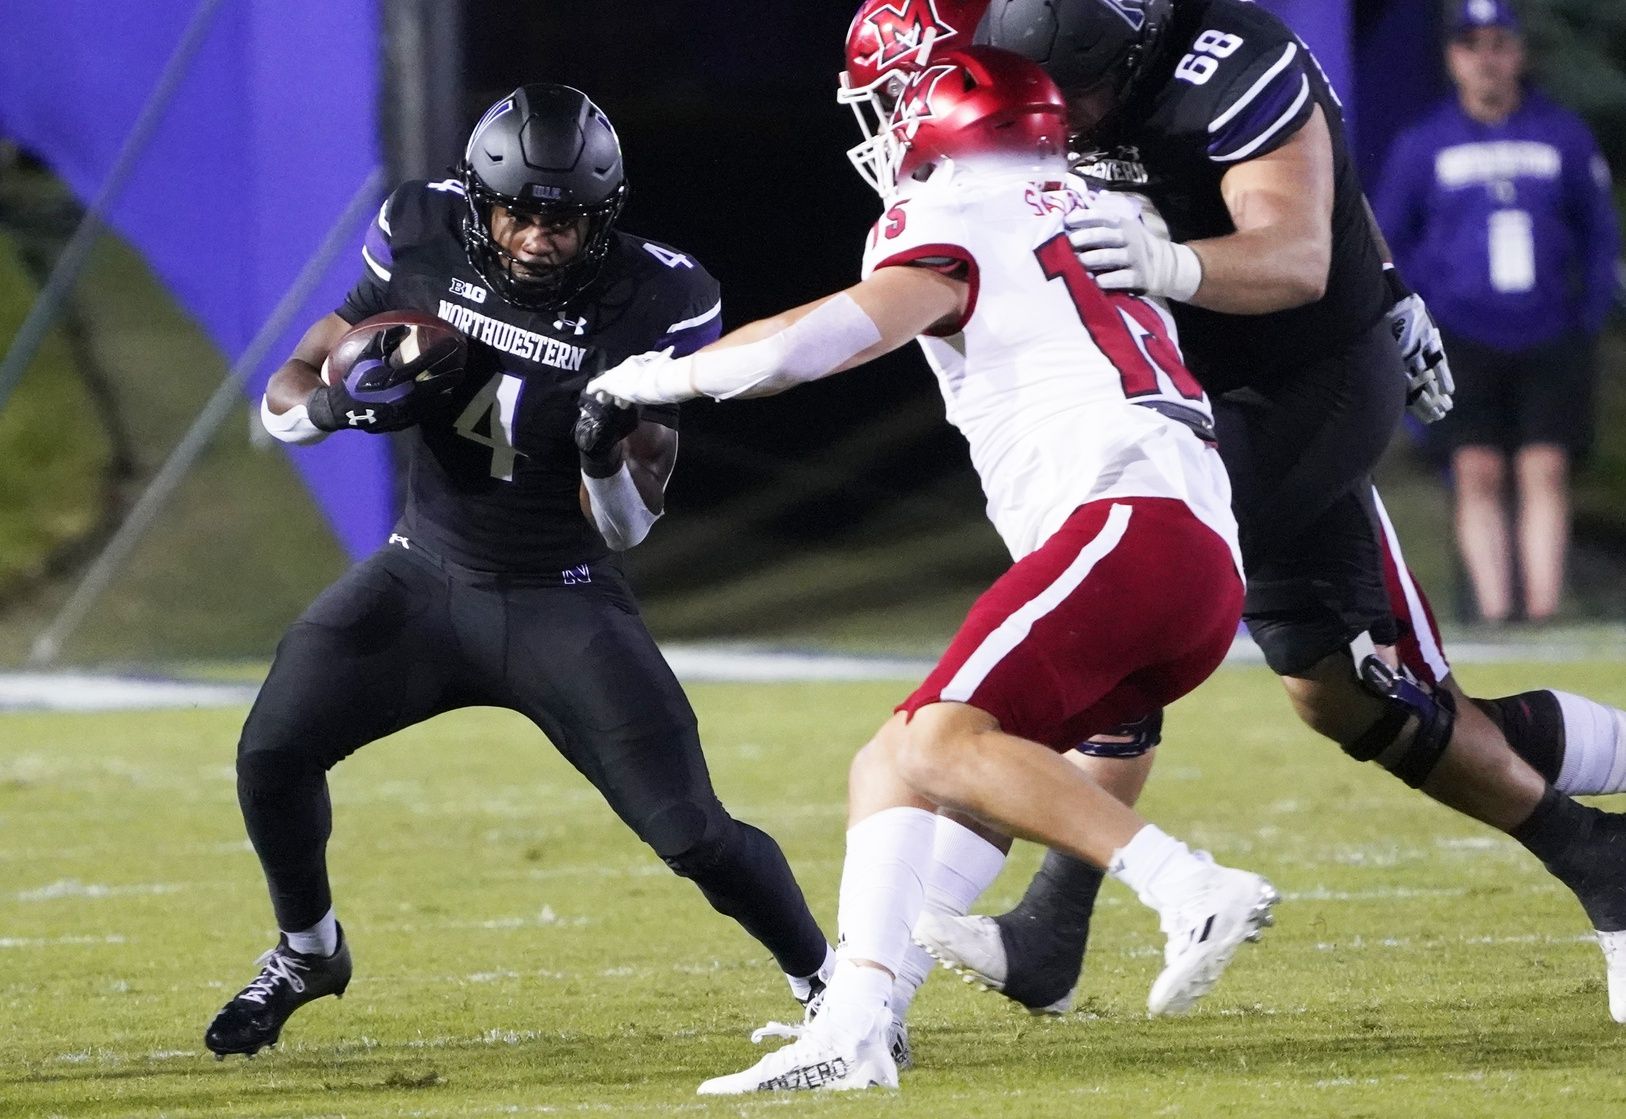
[{"xmin": 859, "ymin": 170, "xmax": 1239, "ymax": 569}]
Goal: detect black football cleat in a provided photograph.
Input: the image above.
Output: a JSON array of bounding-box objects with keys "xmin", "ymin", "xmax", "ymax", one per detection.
[{"xmin": 204, "ymin": 929, "xmax": 352, "ymax": 1058}]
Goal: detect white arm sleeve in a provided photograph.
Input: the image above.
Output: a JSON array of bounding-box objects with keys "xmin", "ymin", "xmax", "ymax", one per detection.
[
  {"xmin": 260, "ymin": 394, "xmax": 328, "ymax": 446},
  {"xmin": 582, "ymin": 461, "xmax": 661, "ymax": 551},
  {"xmin": 676, "ymin": 293, "xmax": 883, "ymax": 401}
]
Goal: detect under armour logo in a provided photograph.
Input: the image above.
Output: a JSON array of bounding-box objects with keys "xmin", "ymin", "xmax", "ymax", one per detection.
[
  {"xmin": 562, "ymin": 564, "xmax": 592, "ymax": 585},
  {"xmin": 554, "ymin": 314, "xmax": 588, "ymax": 336},
  {"xmin": 388, "ymin": 533, "xmax": 411, "ymax": 550},
  {"xmin": 346, "ymin": 409, "xmax": 377, "ymax": 426}
]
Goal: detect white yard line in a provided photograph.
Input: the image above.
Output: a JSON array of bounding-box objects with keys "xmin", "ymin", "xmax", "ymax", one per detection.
[
  {"xmin": 0, "ymin": 934, "xmax": 127, "ymax": 948},
  {"xmin": 14, "ymin": 879, "xmax": 186, "ymax": 902},
  {"xmin": 5, "ymin": 630, "xmax": 1622, "ymax": 712}
]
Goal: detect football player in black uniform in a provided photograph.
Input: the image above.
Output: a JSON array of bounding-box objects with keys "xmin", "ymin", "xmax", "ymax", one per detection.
[
  {"xmin": 203, "ymin": 84, "xmax": 833, "ymax": 1059},
  {"xmin": 910, "ymin": 0, "xmax": 1626, "ymax": 1020}
]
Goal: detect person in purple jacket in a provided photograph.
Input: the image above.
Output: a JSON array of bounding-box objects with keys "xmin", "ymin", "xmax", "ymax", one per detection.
[{"xmin": 1375, "ymin": 0, "xmax": 1619, "ymax": 625}]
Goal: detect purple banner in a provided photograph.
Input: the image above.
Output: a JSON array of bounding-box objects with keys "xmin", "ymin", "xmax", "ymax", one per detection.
[{"xmin": 0, "ymin": 0, "xmax": 393, "ymax": 559}]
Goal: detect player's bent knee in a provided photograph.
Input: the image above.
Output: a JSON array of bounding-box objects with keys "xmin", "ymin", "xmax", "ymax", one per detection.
[
  {"xmin": 848, "ymin": 737, "xmax": 891, "ymax": 793},
  {"xmin": 1342, "ymin": 649, "xmax": 1456, "ymax": 788},
  {"xmin": 643, "ymin": 800, "xmax": 731, "ymax": 880},
  {"xmin": 894, "ymin": 704, "xmax": 986, "ymax": 798},
  {"xmin": 892, "ymin": 734, "xmax": 944, "ymax": 798},
  {"xmin": 235, "ymin": 746, "xmax": 323, "ymax": 803},
  {"xmin": 1470, "ymin": 690, "xmax": 1565, "ymax": 784}
]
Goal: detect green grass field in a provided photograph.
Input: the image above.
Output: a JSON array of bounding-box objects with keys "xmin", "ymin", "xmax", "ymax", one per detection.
[{"xmin": 5, "ymin": 663, "xmax": 1626, "ymax": 1117}]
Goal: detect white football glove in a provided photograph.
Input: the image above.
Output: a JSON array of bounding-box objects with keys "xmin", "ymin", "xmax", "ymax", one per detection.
[
  {"xmin": 1066, "ymin": 202, "xmax": 1203, "ymax": 303},
  {"xmin": 585, "ymin": 347, "xmax": 689, "ymax": 407},
  {"xmin": 1386, "ymin": 289, "xmax": 1455, "ymax": 424}
]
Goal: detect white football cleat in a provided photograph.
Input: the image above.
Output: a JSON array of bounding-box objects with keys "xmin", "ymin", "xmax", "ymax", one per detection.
[
  {"xmin": 913, "ymin": 912, "xmax": 1074, "ymax": 1015},
  {"xmin": 882, "ymin": 1015, "xmax": 913, "ymax": 1072},
  {"xmin": 1147, "ymin": 865, "xmax": 1277, "ymax": 1017},
  {"xmin": 699, "ymin": 1017, "xmax": 898, "ymax": 1095},
  {"xmin": 753, "ymin": 1000, "xmax": 911, "ymax": 1072},
  {"xmin": 1599, "ymin": 929, "xmax": 1626, "ymax": 1023}
]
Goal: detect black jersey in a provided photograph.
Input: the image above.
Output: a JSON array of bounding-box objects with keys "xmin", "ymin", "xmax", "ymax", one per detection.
[
  {"xmin": 1077, "ymin": 0, "xmax": 1388, "ymax": 393},
  {"xmin": 338, "ymin": 178, "xmax": 722, "ymax": 572}
]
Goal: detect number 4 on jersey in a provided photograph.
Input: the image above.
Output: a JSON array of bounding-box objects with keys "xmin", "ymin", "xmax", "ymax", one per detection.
[
  {"xmin": 642, "ymin": 243, "xmax": 693, "ymax": 269},
  {"xmin": 1034, "ymin": 234, "xmax": 1204, "ymax": 402},
  {"xmin": 455, "ymin": 372, "xmax": 524, "ymax": 480}
]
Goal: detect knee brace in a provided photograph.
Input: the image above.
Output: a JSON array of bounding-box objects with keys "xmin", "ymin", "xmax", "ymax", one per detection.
[
  {"xmin": 1344, "ymin": 637, "xmax": 1455, "ymax": 788},
  {"xmin": 1072, "ymin": 710, "xmax": 1164, "ymax": 759},
  {"xmin": 643, "ymin": 800, "xmax": 732, "ymax": 880}
]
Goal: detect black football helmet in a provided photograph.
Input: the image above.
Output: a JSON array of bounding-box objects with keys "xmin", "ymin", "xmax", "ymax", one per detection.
[
  {"xmin": 458, "ymin": 84, "xmax": 627, "ymax": 310},
  {"xmin": 976, "ymin": 0, "xmax": 1173, "ymax": 135}
]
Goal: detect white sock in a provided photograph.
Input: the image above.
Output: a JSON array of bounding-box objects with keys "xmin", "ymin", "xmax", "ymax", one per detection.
[
  {"xmin": 815, "ymin": 960, "xmax": 893, "ymax": 1051},
  {"xmin": 787, "ymin": 943, "xmax": 837, "ymax": 1004},
  {"xmin": 1552, "ymin": 691, "xmax": 1626, "ymax": 795},
  {"xmin": 1106, "ymin": 824, "xmax": 1211, "ymax": 914},
  {"xmin": 284, "ymin": 906, "xmax": 339, "ymax": 957},
  {"xmin": 836, "ymin": 806, "xmax": 938, "ymax": 976},
  {"xmin": 891, "ymin": 817, "xmax": 1008, "ymax": 1019}
]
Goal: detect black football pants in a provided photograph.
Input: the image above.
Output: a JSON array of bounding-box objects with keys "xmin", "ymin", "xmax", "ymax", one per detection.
[
  {"xmin": 1214, "ymin": 319, "xmax": 1407, "ymax": 676},
  {"xmin": 234, "ymin": 541, "xmax": 827, "ymax": 978}
]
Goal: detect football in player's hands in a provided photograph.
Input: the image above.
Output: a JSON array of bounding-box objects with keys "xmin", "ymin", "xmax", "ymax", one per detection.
[
  {"xmin": 310, "ymin": 311, "xmax": 468, "ymax": 433},
  {"xmin": 322, "ymin": 310, "xmax": 467, "ymax": 399}
]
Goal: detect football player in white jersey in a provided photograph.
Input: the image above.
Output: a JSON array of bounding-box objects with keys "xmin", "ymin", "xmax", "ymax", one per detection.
[{"xmin": 586, "ymin": 46, "xmax": 1276, "ymax": 1094}]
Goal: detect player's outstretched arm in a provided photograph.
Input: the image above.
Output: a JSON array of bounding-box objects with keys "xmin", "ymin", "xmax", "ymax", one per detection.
[
  {"xmin": 585, "ymin": 266, "xmax": 963, "ymax": 407},
  {"xmin": 1184, "ymin": 105, "xmax": 1335, "ymax": 315}
]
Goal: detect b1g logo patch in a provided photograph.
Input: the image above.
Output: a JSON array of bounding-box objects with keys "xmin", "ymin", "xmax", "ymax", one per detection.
[{"xmin": 450, "ymin": 277, "xmax": 488, "ymax": 304}]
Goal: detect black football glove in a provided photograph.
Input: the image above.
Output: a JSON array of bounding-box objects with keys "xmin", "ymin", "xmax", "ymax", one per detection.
[
  {"xmin": 574, "ymin": 390, "xmax": 640, "ymax": 476},
  {"xmin": 306, "ymin": 377, "xmax": 421, "ymax": 433},
  {"xmin": 309, "ymin": 323, "xmax": 464, "ymax": 433}
]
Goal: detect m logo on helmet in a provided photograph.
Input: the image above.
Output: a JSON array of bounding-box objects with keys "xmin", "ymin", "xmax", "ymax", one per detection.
[
  {"xmin": 861, "ymin": 0, "xmax": 961, "ymax": 72},
  {"xmin": 1100, "ymin": 0, "xmax": 1150, "ymax": 30},
  {"xmin": 894, "ymin": 63, "xmax": 959, "ymax": 139}
]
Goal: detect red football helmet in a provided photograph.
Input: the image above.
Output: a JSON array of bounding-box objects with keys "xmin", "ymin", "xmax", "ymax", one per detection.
[
  {"xmin": 879, "ymin": 46, "xmax": 1069, "ymax": 197},
  {"xmin": 839, "ymin": 0, "xmax": 990, "ymax": 194}
]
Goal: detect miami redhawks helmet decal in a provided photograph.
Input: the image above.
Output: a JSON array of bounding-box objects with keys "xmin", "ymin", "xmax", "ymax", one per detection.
[
  {"xmin": 893, "ymin": 62, "xmax": 959, "ymax": 137},
  {"xmin": 856, "ymin": 0, "xmax": 963, "ymax": 74}
]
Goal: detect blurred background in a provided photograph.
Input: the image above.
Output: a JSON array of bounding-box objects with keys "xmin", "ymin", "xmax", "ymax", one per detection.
[{"xmin": 0, "ymin": 0, "xmax": 1623, "ymax": 668}]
